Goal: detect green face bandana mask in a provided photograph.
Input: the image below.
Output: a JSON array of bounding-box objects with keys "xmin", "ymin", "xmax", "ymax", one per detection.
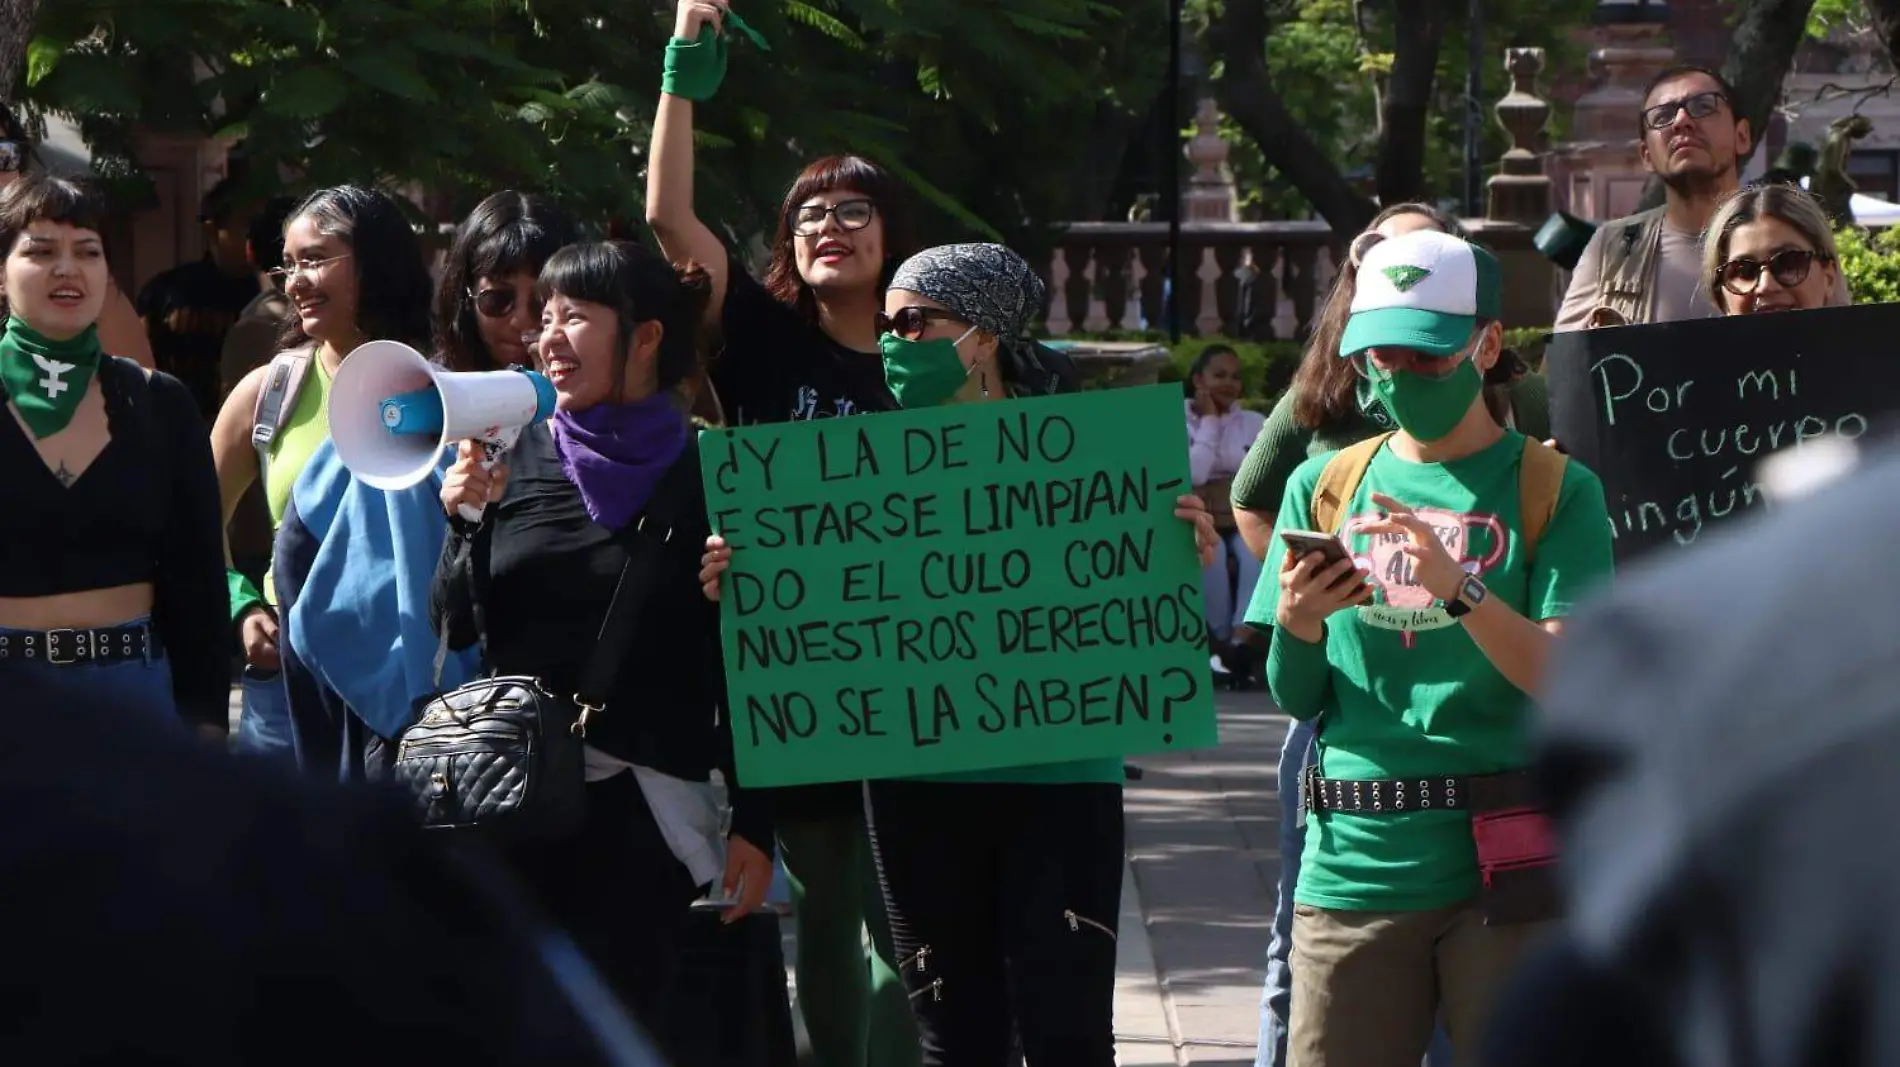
[
  {"xmin": 1368, "ymin": 356, "xmax": 1482, "ymax": 442},
  {"xmin": 0, "ymin": 316, "xmax": 103, "ymax": 438},
  {"xmin": 879, "ymin": 326, "xmax": 977, "ymax": 409}
]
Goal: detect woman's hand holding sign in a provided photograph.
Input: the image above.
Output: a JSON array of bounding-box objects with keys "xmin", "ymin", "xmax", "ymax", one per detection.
[
  {"xmin": 1174, "ymin": 493, "xmax": 1219, "ymax": 568},
  {"xmin": 700, "ymin": 535, "xmax": 731, "ymax": 602}
]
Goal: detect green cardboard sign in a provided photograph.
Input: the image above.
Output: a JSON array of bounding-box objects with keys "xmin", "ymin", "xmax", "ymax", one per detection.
[{"xmin": 701, "ymin": 384, "xmax": 1219, "ymax": 787}]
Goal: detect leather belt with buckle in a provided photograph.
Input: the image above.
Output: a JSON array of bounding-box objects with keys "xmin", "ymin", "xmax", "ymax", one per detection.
[
  {"xmin": 0, "ymin": 623, "xmax": 152, "ymax": 667},
  {"xmin": 1302, "ymin": 765, "xmax": 1469, "ymax": 813}
]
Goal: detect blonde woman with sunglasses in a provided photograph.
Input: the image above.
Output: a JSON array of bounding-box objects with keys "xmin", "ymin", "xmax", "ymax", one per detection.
[{"xmin": 1702, "ymin": 184, "xmax": 1849, "ymax": 316}]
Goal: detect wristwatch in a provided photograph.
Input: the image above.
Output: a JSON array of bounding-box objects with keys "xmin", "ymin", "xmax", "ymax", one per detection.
[{"xmin": 1443, "ymin": 574, "xmax": 1488, "ymax": 619}]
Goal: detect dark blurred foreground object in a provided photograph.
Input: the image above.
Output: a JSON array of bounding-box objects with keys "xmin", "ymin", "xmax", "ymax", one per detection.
[
  {"xmin": 0, "ymin": 672, "xmax": 665, "ymax": 1067},
  {"xmin": 1534, "ymin": 211, "xmax": 1597, "ymax": 272},
  {"xmin": 1513, "ymin": 440, "xmax": 1900, "ymax": 1067}
]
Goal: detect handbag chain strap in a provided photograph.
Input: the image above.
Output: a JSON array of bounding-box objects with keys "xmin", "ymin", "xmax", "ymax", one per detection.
[{"xmin": 569, "ymin": 451, "xmax": 699, "ymax": 738}]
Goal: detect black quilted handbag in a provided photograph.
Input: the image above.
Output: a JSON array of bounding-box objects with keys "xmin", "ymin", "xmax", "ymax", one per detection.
[{"xmin": 393, "ymin": 460, "xmax": 690, "ymax": 841}]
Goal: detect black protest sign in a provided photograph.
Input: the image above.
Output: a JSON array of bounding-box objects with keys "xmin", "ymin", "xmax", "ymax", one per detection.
[{"xmin": 1546, "ymin": 303, "xmax": 1900, "ymax": 560}]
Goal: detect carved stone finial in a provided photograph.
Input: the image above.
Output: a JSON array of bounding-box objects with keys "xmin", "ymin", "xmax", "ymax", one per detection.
[
  {"xmin": 1182, "ymin": 96, "xmax": 1236, "ymax": 222},
  {"xmin": 1488, "ymin": 47, "xmax": 1553, "ymax": 223}
]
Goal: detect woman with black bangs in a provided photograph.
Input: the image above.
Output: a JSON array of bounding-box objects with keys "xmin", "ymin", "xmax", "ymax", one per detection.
[
  {"xmin": 431, "ymin": 240, "xmax": 772, "ymax": 1053},
  {"xmin": 434, "ymin": 191, "xmax": 582, "ymax": 372},
  {"xmin": 220, "ymin": 185, "xmax": 478, "ymax": 780},
  {"xmin": 645, "ymin": 2, "xmax": 922, "ymax": 1063}
]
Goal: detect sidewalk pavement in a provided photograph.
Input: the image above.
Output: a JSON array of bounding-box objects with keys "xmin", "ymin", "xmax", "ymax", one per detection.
[{"xmin": 1114, "ymin": 689, "xmax": 1284, "ymax": 1067}]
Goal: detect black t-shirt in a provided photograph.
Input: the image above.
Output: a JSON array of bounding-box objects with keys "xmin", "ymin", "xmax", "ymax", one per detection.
[
  {"xmin": 136, "ymin": 259, "xmax": 260, "ymax": 421},
  {"xmin": 710, "ymin": 250, "xmax": 894, "ymax": 427}
]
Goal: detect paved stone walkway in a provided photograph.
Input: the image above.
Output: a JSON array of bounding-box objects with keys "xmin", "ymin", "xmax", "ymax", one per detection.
[{"xmin": 1114, "ymin": 691, "xmax": 1283, "ymax": 1066}]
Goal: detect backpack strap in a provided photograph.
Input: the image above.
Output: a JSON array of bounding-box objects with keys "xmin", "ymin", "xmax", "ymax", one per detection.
[
  {"xmin": 250, "ymin": 346, "xmax": 314, "ymax": 475},
  {"xmin": 1517, "ymin": 436, "xmax": 1568, "ymax": 558},
  {"xmin": 1309, "ymin": 432, "xmax": 1393, "ymax": 535}
]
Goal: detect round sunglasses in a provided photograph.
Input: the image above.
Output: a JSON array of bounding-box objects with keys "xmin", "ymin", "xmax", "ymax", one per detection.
[
  {"xmin": 471, "ymin": 286, "xmax": 534, "ymax": 319},
  {"xmin": 1714, "ymin": 248, "xmax": 1833, "ymax": 297},
  {"xmin": 792, "ymin": 198, "xmax": 876, "ymax": 237},
  {"xmin": 876, "ymin": 305, "xmax": 965, "ymax": 340}
]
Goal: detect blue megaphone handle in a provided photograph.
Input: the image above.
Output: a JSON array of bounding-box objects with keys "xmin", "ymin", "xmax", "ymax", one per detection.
[{"xmin": 379, "ymin": 368, "xmax": 556, "ymax": 437}]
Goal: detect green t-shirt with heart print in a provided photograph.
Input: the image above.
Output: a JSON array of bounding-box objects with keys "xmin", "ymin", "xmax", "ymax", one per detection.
[{"xmin": 1246, "ymin": 430, "xmax": 1614, "ymax": 911}]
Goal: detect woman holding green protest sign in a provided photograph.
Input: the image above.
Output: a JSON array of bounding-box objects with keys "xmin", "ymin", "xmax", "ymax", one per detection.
[
  {"xmin": 646, "ymin": 3, "xmax": 925, "ymax": 1062},
  {"xmin": 702, "ymin": 243, "xmax": 1218, "ymax": 1066}
]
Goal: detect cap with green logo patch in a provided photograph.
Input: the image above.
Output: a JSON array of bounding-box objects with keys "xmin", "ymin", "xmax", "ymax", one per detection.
[{"xmin": 1338, "ymin": 229, "xmax": 1502, "ymax": 359}]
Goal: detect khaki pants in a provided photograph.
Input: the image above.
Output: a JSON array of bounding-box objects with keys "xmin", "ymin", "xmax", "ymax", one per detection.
[{"xmin": 1287, "ymin": 900, "xmax": 1545, "ymax": 1067}]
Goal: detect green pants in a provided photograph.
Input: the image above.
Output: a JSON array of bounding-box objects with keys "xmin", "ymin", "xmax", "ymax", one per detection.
[{"xmin": 780, "ymin": 806, "xmax": 921, "ymax": 1067}]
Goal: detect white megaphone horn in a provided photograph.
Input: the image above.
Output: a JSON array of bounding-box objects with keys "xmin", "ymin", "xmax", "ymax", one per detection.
[{"xmin": 329, "ymin": 340, "xmax": 557, "ymax": 523}]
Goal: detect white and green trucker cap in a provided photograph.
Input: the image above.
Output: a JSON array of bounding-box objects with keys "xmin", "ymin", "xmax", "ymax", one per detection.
[{"xmin": 1338, "ymin": 230, "xmax": 1502, "ymax": 358}]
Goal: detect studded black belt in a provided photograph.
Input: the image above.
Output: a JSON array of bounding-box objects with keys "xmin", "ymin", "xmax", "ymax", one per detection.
[
  {"xmin": 0, "ymin": 623, "xmax": 153, "ymax": 666},
  {"xmin": 1302, "ymin": 766, "xmax": 1469, "ymax": 813}
]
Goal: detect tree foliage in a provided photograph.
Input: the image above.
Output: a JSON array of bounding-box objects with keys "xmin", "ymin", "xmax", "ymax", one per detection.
[
  {"xmin": 16, "ymin": 0, "xmax": 1168, "ymax": 249},
  {"xmin": 1200, "ymin": 0, "xmax": 1593, "ymax": 229}
]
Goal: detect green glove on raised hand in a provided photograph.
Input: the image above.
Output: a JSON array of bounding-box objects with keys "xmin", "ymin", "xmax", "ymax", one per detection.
[{"xmin": 661, "ymin": 7, "xmax": 769, "ymax": 102}]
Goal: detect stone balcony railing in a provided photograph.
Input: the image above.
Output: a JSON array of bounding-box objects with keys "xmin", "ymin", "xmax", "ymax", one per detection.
[{"xmin": 1043, "ymin": 219, "xmax": 1542, "ymax": 341}]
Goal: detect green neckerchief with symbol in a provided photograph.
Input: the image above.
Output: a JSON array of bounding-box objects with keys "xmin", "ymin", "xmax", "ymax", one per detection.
[{"xmin": 0, "ymin": 316, "xmax": 103, "ymax": 438}]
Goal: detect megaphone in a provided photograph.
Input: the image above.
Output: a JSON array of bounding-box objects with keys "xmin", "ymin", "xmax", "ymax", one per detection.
[{"xmin": 329, "ymin": 340, "xmax": 556, "ymax": 522}]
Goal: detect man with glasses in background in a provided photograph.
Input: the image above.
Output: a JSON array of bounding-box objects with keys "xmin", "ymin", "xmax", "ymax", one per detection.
[{"xmin": 1557, "ymin": 65, "xmax": 1754, "ymax": 330}]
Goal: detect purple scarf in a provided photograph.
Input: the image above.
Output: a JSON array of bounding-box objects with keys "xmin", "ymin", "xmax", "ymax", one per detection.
[{"xmin": 550, "ymin": 391, "xmax": 690, "ymax": 532}]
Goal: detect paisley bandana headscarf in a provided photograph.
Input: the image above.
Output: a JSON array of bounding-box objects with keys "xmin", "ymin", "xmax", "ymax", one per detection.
[{"xmin": 888, "ymin": 243, "xmax": 1073, "ymax": 397}]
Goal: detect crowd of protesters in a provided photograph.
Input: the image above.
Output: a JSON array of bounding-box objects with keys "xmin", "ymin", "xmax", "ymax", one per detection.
[{"xmin": 0, "ymin": 7, "xmax": 1883, "ymax": 1061}]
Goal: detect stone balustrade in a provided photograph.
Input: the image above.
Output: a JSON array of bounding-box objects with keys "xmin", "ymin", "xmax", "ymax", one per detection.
[{"xmin": 1044, "ymin": 220, "xmax": 1541, "ymax": 341}]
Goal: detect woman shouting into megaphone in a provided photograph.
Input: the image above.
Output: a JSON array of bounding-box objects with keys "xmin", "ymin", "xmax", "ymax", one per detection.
[{"xmin": 431, "ymin": 240, "xmax": 773, "ymax": 1056}]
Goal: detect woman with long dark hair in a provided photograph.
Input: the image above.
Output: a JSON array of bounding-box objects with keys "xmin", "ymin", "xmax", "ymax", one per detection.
[
  {"xmin": 434, "ymin": 191, "xmax": 582, "ymax": 372},
  {"xmin": 432, "ymin": 240, "xmax": 772, "ymax": 1056},
  {"xmin": 236, "ymin": 186, "xmax": 477, "ymax": 780},
  {"xmin": 0, "ymin": 174, "xmax": 224, "ymax": 734},
  {"xmin": 645, "ymin": 3, "xmax": 921, "ymax": 1062}
]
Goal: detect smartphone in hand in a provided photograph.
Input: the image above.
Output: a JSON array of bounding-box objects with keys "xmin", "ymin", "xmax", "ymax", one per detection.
[{"xmin": 1278, "ymin": 530, "xmax": 1353, "ymax": 571}]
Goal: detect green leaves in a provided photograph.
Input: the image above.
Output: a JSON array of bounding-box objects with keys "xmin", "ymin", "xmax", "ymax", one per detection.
[{"xmin": 19, "ymin": 0, "xmax": 1161, "ymax": 248}]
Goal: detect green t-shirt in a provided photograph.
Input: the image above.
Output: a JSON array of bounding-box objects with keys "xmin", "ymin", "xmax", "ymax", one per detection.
[{"xmin": 1246, "ymin": 431, "xmax": 1614, "ymax": 911}]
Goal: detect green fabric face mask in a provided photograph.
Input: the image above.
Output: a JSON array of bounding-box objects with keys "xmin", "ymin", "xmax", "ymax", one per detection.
[
  {"xmin": 1368, "ymin": 356, "xmax": 1482, "ymax": 443},
  {"xmin": 661, "ymin": 11, "xmax": 771, "ymax": 102},
  {"xmin": 879, "ymin": 326, "xmax": 977, "ymax": 409},
  {"xmin": 0, "ymin": 316, "xmax": 102, "ymax": 438}
]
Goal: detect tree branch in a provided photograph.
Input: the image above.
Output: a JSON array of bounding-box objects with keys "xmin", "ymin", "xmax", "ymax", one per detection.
[
  {"xmin": 1209, "ymin": 0, "xmax": 1376, "ymax": 237},
  {"xmin": 1721, "ymin": 0, "xmax": 1819, "ymax": 165},
  {"xmin": 1373, "ymin": 0, "xmax": 1448, "ymax": 206},
  {"xmin": 0, "ymin": 0, "xmax": 44, "ymax": 102}
]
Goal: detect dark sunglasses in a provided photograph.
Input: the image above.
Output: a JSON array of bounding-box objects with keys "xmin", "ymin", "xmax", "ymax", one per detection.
[
  {"xmin": 1643, "ymin": 90, "xmax": 1727, "ymax": 131},
  {"xmin": 1715, "ymin": 248, "xmax": 1832, "ymax": 296},
  {"xmin": 876, "ymin": 305, "xmax": 964, "ymax": 340},
  {"xmin": 471, "ymin": 286, "xmax": 531, "ymax": 319},
  {"xmin": 0, "ymin": 140, "xmax": 22, "ymax": 174},
  {"xmin": 792, "ymin": 198, "xmax": 876, "ymax": 237}
]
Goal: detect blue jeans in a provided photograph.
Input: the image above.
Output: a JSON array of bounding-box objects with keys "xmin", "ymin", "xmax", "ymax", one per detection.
[
  {"xmin": 0, "ymin": 618, "xmax": 176, "ymax": 726},
  {"xmin": 1256, "ymin": 718, "xmax": 1452, "ymax": 1067},
  {"xmin": 234, "ymin": 664, "xmax": 296, "ymax": 762},
  {"xmin": 1202, "ymin": 528, "xmax": 1266, "ymax": 642}
]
